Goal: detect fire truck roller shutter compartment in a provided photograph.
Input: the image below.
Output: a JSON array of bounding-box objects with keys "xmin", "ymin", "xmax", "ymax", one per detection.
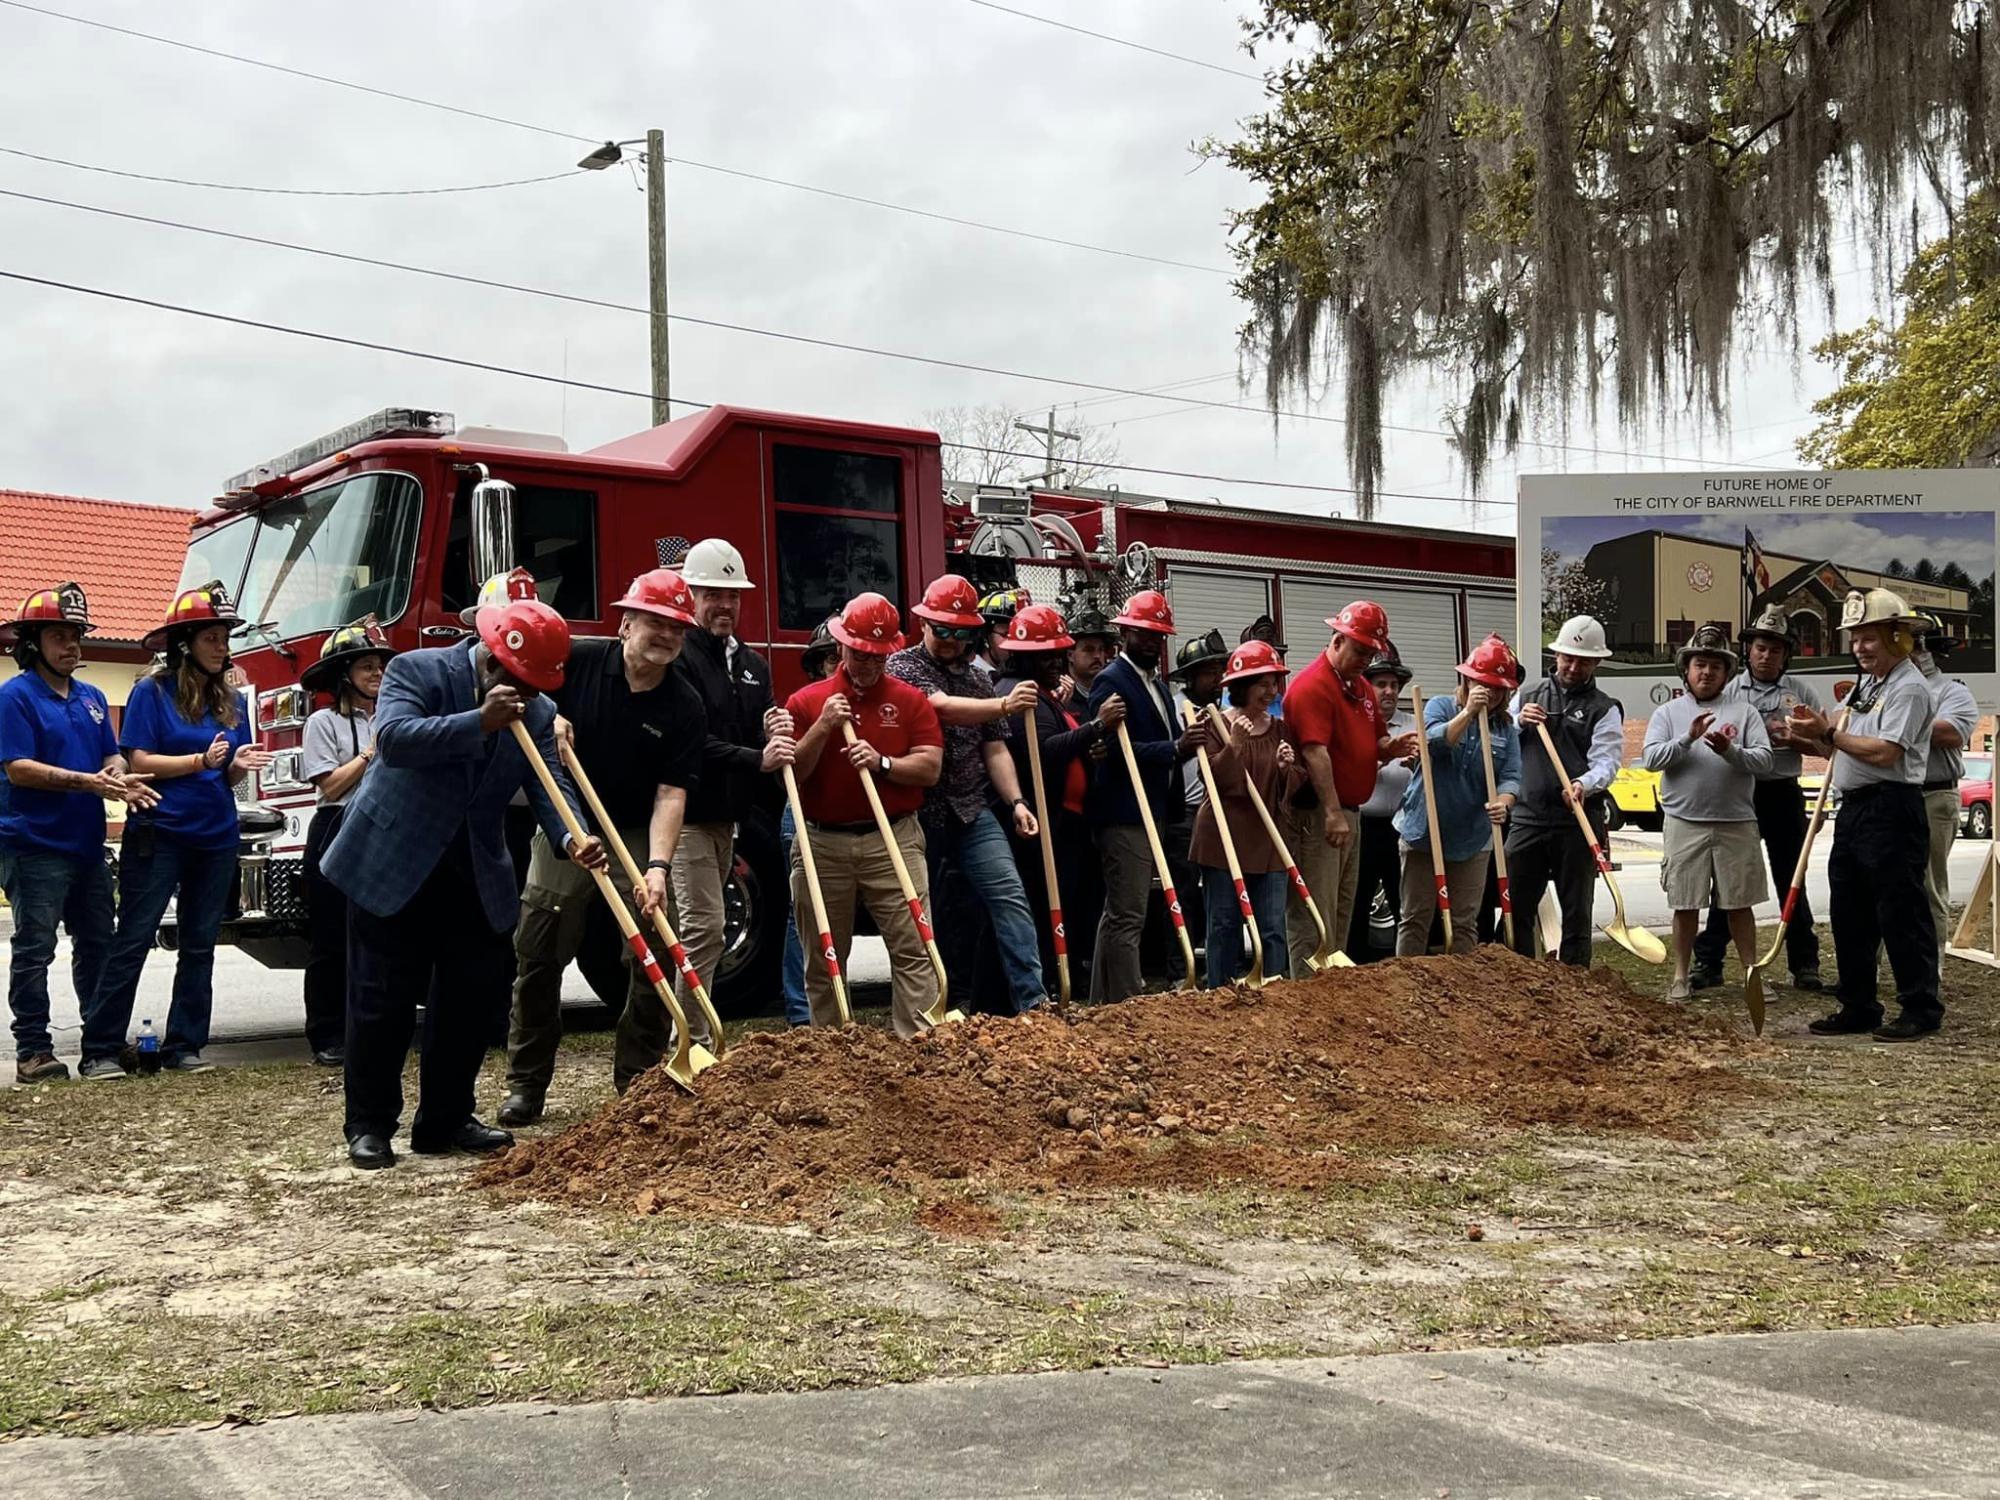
[
  {"xmin": 1280, "ymin": 578, "xmax": 1464, "ymax": 692},
  {"xmin": 1165, "ymin": 568, "xmax": 1273, "ymax": 658},
  {"xmin": 1465, "ymin": 593, "xmax": 1517, "ymax": 658}
]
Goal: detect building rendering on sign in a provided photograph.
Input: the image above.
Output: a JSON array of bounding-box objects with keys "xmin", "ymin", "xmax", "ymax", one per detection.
[{"xmin": 1581, "ymin": 528, "xmax": 1979, "ymax": 660}]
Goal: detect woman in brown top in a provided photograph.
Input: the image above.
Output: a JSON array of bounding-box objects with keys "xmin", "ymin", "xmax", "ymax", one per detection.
[{"xmin": 1191, "ymin": 641, "xmax": 1299, "ymax": 985}]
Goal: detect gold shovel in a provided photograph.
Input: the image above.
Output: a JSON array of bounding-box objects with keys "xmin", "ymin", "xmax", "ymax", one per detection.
[
  {"xmin": 841, "ymin": 723, "xmax": 962, "ymax": 1026},
  {"xmin": 559, "ymin": 742, "xmax": 726, "ymax": 1056},
  {"xmin": 1113, "ymin": 721, "xmax": 1201, "ymax": 992},
  {"xmin": 1023, "ymin": 708, "xmax": 1071, "ymax": 1012},
  {"xmin": 1407, "ymin": 680, "xmax": 1453, "ymax": 952},
  {"xmin": 1227, "ymin": 712, "xmax": 1352, "ymax": 971},
  {"xmin": 781, "ymin": 764, "xmax": 851, "ymax": 1026},
  {"xmin": 509, "ymin": 722, "xmax": 715, "ymax": 1091},
  {"xmin": 1182, "ymin": 703, "xmax": 1265, "ymax": 987},
  {"xmin": 1533, "ymin": 722, "xmax": 1667, "ymax": 964}
]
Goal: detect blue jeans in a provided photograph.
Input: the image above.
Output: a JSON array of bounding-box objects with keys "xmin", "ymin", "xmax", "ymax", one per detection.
[
  {"xmin": 82, "ymin": 830, "xmax": 237, "ymax": 1064},
  {"xmin": 1, "ymin": 845, "xmax": 114, "ymax": 1059},
  {"xmin": 1201, "ymin": 865, "xmax": 1289, "ymax": 988},
  {"xmin": 934, "ymin": 809, "xmax": 1045, "ymax": 1014},
  {"xmin": 778, "ymin": 805, "xmax": 810, "ymax": 1026}
]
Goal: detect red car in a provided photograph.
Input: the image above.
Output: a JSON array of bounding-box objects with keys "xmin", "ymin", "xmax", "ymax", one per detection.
[{"xmin": 1962, "ymin": 754, "xmax": 1993, "ymax": 840}]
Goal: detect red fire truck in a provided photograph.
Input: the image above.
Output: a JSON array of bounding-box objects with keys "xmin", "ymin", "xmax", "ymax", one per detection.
[{"xmin": 162, "ymin": 404, "xmax": 1514, "ymax": 1007}]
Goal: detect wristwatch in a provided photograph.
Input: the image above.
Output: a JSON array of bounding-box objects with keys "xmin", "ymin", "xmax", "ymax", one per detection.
[{"xmin": 878, "ymin": 753, "xmax": 892, "ymax": 776}]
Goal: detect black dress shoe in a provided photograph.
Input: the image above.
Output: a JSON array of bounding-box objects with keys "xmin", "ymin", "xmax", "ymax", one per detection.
[
  {"xmin": 312, "ymin": 1046, "xmax": 346, "ymax": 1068},
  {"xmin": 1808, "ymin": 1009, "xmax": 1882, "ymax": 1036},
  {"xmin": 1686, "ymin": 967, "xmax": 1723, "ymax": 993},
  {"xmin": 1790, "ymin": 968, "xmax": 1825, "ymax": 992},
  {"xmin": 411, "ymin": 1118, "xmax": 515, "ymax": 1156},
  {"xmin": 348, "ymin": 1133, "xmax": 396, "ymax": 1170},
  {"xmin": 1873, "ymin": 1015, "xmax": 1941, "ymax": 1042},
  {"xmin": 496, "ymin": 1092, "xmax": 543, "ymax": 1127}
]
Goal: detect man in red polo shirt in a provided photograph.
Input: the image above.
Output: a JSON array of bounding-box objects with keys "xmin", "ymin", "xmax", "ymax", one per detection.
[
  {"xmin": 1282, "ymin": 600, "xmax": 1420, "ymax": 971},
  {"xmin": 778, "ymin": 593, "xmax": 944, "ymax": 1035}
]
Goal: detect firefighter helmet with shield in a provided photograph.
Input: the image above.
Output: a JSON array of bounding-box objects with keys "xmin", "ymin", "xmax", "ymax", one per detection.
[
  {"xmin": 1739, "ymin": 605, "xmax": 1796, "ymax": 654},
  {"xmin": 1169, "ymin": 628, "xmax": 1229, "ymax": 680},
  {"xmin": 1675, "ymin": 623, "xmax": 1739, "ymax": 676},
  {"xmin": 144, "ymin": 580, "xmax": 244, "ymax": 654},
  {"xmin": 302, "ymin": 617, "xmax": 397, "ymax": 692},
  {"xmin": 458, "ymin": 567, "xmax": 538, "ymax": 627},
  {"xmin": 1, "ymin": 582, "xmax": 92, "ymax": 654}
]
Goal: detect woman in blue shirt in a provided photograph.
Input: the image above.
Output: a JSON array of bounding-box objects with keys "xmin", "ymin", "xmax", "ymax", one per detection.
[
  {"xmin": 1394, "ymin": 637, "xmax": 1523, "ymax": 957},
  {"xmin": 79, "ymin": 582, "xmax": 271, "ymax": 1078}
]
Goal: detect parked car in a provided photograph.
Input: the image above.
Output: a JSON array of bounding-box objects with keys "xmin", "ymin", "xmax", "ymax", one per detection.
[
  {"xmin": 1604, "ymin": 766, "xmax": 1662, "ymax": 832},
  {"xmin": 1799, "ymin": 768, "xmax": 1841, "ymax": 820},
  {"xmin": 1961, "ymin": 754, "xmax": 1993, "ymax": 839}
]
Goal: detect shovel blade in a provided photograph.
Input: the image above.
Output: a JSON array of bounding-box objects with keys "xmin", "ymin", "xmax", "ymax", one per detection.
[
  {"xmin": 1606, "ymin": 920, "xmax": 1669, "ymax": 965},
  {"xmin": 1743, "ymin": 967, "xmax": 1767, "ymax": 1035},
  {"xmin": 1326, "ymin": 950, "xmax": 1356, "ymax": 968}
]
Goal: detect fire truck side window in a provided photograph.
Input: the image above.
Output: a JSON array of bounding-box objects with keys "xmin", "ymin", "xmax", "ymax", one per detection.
[
  {"xmin": 442, "ymin": 482, "xmax": 599, "ymax": 621},
  {"xmin": 771, "ymin": 445, "xmax": 902, "ymax": 631}
]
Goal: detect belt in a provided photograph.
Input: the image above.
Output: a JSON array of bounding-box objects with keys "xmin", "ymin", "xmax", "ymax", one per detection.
[
  {"xmin": 804, "ymin": 817, "xmax": 894, "ymax": 836},
  {"xmin": 1840, "ymin": 781, "xmax": 1921, "ymax": 804},
  {"xmin": 1923, "ymin": 779, "xmax": 1959, "ymax": 792}
]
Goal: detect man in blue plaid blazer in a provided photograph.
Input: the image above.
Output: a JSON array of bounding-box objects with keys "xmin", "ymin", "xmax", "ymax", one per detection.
[{"xmin": 324, "ymin": 601, "xmax": 603, "ymax": 1170}]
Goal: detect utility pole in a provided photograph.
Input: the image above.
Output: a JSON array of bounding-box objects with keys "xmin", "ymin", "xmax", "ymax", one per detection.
[
  {"xmin": 646, "ymin": 128, "xmax": 670, "ymax": 426},
  {"xmin": 1013, "ymin": 408, "xmax": 1080, "ymax": 489}
]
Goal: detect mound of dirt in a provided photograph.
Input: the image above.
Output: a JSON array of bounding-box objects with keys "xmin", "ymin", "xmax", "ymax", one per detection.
[{"xmin": 479, "ymin": 948, "xmax": 1745, "ymax": 1223}]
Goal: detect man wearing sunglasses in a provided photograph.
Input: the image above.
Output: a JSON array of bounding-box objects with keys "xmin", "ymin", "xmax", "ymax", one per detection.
[{"xmin": 887, "ymin": 575, "xmax": 1050, "ymax": 1015}]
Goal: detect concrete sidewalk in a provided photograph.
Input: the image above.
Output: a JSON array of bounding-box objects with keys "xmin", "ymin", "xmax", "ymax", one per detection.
[{"xmin": 5, "ymin": 1325, "xmax": 1995, "ymax": 1498}]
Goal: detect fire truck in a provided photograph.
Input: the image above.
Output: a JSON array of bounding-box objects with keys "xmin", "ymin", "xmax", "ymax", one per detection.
[{"xmin": 162, "ymin": 404, "xmax": 1514, "ymax": 1008}]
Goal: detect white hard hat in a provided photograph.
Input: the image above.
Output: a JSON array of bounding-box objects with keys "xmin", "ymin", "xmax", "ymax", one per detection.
[
  {"xmin": 1546, "ymin": 615, "xmax": 1612, "ymax": 658},
  {"xmin": 681, "ymin": 538, "xmax": 755, "ymax": 591},
  {"xmin": 1839, "ymin": 587, "xmax": 1922, "ymax": 631}
]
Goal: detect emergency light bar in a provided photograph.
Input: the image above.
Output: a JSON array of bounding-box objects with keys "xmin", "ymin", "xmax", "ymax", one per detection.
[{"xmin": 223, "ymin": 408, "xmax": 456, "ymax": 493}]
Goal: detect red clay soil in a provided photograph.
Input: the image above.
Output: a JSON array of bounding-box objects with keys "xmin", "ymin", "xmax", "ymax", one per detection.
[{"xmin": 478, "ymin": 948, "xmax": 1746, "ymax": 1224}]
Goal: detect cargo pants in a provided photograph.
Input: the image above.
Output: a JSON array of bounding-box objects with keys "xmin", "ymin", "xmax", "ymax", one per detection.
[{"xmin": 790, "ymin": 815, "xmax": 938, "ymax": 1037}]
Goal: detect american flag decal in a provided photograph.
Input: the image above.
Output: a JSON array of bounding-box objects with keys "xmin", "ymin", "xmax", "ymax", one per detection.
[{"xmin": 655, "ymin": 535, "xmax": 690, "ymax": 566}]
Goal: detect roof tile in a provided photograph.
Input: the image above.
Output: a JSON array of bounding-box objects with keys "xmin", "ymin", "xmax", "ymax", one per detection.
[{"xmin": 0, "ymin": 490, "xmax": 197, "ymax": 645}]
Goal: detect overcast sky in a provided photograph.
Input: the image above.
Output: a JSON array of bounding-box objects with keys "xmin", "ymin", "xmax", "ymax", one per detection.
[{"xmin": 0, "ymin": 0, "xmax": 1915, "ymax": 538}]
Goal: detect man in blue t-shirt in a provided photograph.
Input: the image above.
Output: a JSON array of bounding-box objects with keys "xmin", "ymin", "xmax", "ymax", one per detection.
[{"xmin": 0, "ymin": 585, "xmax": 157, "ymax": 1082}]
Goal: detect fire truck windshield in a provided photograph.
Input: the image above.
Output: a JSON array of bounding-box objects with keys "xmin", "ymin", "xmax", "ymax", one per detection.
[{"xmin": 178, "ymin": 472, "xmax": 423, "ymax": 643}]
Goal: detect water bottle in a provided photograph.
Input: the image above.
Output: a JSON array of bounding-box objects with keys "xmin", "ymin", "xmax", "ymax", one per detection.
[{"xmin": 136, "ymin": 1019, "xmax": 162, "ymax": 1076}]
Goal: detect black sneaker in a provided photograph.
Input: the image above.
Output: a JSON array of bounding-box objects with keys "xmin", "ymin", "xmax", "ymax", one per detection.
[
  {"xmin": 1686, "ymin": 967, "xmax": 1723, "ymax": 993},
  {"xmin": 311, "ymin": 1047, "xmax": 346, "ymax": 1068},
  {"xmin": 1808, "ymin": 1010, "xmax": 1882, "ymax": 1036},
  {"xmin": 1872, "ymin": 1015, "xmax": 1941, "ymax": 1042},
  {"xmin": 1791, "ymin": 968, "xmax": 1825, "ymax": 992}
]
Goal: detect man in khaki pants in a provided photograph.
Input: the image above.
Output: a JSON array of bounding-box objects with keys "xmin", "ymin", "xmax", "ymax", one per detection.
[
  {"xmin": 777, "ymin": 594, "xmax": 946, "ymax": 1036},
  {"xmin": 1914, "ymin": 615, "xmax": 1978, "ymax": 967},
  {"xmin": 671, "ymin": 538, "xmax": 788, "ymax": 1045},
  {"xmin": 1279, "ymin": 601, "xmax": 1419, "ymax": 969}
]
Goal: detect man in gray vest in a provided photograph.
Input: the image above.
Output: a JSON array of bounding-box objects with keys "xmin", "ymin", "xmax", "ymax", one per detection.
[
  {"xmin": 1913, "ymin": 614, "xmax": 1978, "ymax": 973},
  {"xmin": 1509, "ymin": 616, "xmax": 1623, "ymax": 966},
  {"xmin": 1790, "ymin": 588, "xmax": 1940, "ymax": 1041},
  {"xmin": 1689, "ymin": 607, "xmax": 1826, "ymax": 992}
]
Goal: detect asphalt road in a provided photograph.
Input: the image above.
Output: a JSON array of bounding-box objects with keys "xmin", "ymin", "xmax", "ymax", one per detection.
[{"xmin": 4, "ymin": 1325, "xmax": 1994, "ymax": 1498}]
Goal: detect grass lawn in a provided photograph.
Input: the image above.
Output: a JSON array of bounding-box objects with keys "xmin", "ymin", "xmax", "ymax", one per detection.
[{"xmin": 2, "ymin": 926, "xmax": 1995, "ymax": 1439}]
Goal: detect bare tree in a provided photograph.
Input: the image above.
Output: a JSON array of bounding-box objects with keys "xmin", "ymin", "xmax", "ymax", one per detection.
[{"xmin": 926, "ymin": 404, "xmax": 1124, "ymax": 491}]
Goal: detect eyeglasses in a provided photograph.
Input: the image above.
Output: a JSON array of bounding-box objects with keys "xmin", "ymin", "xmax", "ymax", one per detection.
[{"xmin": 930, "ymin": 624, "xmax": 985, "ymax": 642}]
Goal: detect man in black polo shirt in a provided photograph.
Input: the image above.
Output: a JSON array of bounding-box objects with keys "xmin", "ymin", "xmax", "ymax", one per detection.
[{"xmin": 499, "ymin": 569, "xmax": 706, "ymax": 1122}]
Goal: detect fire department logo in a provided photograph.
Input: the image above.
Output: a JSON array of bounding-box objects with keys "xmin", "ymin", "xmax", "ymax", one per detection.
[
  {"xmin": 504, "ymin": 629, "xmax": 525, "ymax": 651},
  {"xmin": 879, "ymin": 703, "xmax": 900, "ymax": 726},
  {"xmin": 86, "ymin": 699, "xmax": 105, "ymax": 724},
  {"xmin": 1013, "ymin": 622, "xmax": 1029, "ymax": 639}
]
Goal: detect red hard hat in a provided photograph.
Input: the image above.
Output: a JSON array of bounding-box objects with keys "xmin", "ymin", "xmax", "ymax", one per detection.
[
  {"xmin": 912, "ymin": 574, "xmax": 983, "ymax": 629},
  {"xmin": 479, "ymin": 597, "xmax": 570, "ymax": 692},
  {"xmin": 828, "ymin": 592, "xmax": 905, "ymax": 656},
  {"xmin": 1005, "ymin": 603, "xmax": 1075, "ymax": 652},
  {"xmin": 1457, "ymin": 633, "xmax": 1519, "ymax": 690},
  {"xmin": 1221, "ymin": 639, "xmax": 1288, "ymax": 684},
  {"xmin": 614, "ymin": 567, "xmax": 698, "ymax": 625},
  {"xmin": 1111, "ymin": 589, "xmax": 1175, "ymax": 634},
  {"xmin": 1, "ymin": 582, "xmax": 93, "ymax": 644},
  {"xmin": 1327, "ymin": 600, "xmax": 1389, "ymax": 654},
  {"xmin": 144, "ymin": 580, "xmax": 244, "ymax": 653}
]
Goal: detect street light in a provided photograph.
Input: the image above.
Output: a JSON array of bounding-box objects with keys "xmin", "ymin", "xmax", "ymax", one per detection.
[{"xmin": 579, "ymin": 132, "xmax": 670, "ymax": 426}]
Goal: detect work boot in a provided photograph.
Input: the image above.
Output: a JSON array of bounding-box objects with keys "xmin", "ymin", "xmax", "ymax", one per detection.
[
  {"xmin": 1686, "ymin": 966, "xmax": 1723, "ymax": 993},
  {"xmin": 16, "ymin": 1053, "xmax": 69, "ymax": 1083},
  {"xmin": 1791, "ymin": 967, "xmax": 1825, "ymax": 992},
  {"xmin": 497, "ymin": 1091, "xmax": 543, "ymax": 1127},
  {"xmin": 1872, "ymin": 1015, "xmax": 1941, "ymax": 1043},
  {"xmin": 1807, "ymin": 1009, "xmax": 1881, "ymax": 1036}
]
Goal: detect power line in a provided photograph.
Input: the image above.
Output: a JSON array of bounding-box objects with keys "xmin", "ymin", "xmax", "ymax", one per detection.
[
  {"xmin": 0, "ymin": 266, "xmax": 1520, "ymax": 510},
  {"xmin": 0, "ymin": 146, "xmax": 584, "ymax": 197},
  {"xmin": 960, "ymin": 0, "xmax": 1264, "ymax": 83},
  {"xmin": 0, "ymin": 0, "xmax": 1230, "ymax": 276},
  {"xmin": 0, "ymin": 186, "xmax": 1703, "ymax": 464}
]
